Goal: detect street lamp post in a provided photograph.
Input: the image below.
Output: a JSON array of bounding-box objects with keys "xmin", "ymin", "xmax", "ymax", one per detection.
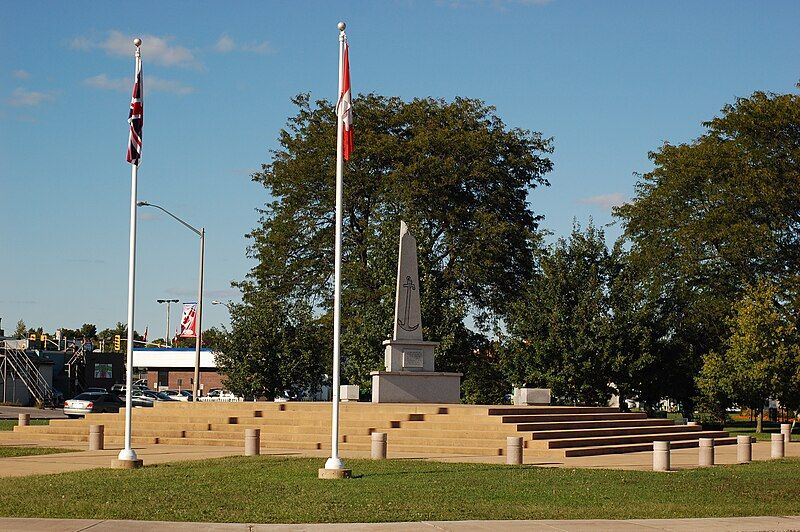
[
  {"xmin": 138, "ymin": 201, "xmax": 205, "ymax": 400},
  {"xmin": 156, "ymin": 298, "xmax": 179, "ymax": 347},
  {"xmin": 211, "ymin": 299, "xmax": 233, "ymax": 311}
]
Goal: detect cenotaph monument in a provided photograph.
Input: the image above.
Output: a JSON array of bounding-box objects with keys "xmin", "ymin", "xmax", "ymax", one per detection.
[{"xmin": 370, "ymin": 221, "xmax": 462, "ymax": 403}]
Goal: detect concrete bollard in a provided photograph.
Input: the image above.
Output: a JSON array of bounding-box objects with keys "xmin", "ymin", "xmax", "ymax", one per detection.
[
  {"xmin": 737, "ymin": 435, "xmax": 752, "ymax": 463},
  {"xmin": 506, "ymin": 436, "xmax": 523, "ymax": 465},
  {"xmin": 88, "ymin": 425, "xmax": 104, "ymax": 451},
  {"xmin": 781, "ymin": 423, "xmax": 791, "ymax": 444},
  {"xmin": 371, "ymin": 432, "xmax": 387, "ymax": 460},
  {"xmin": 653, "ymin": 441, "xmax": 670, "ymax": 471},
  {"xmin": 698, "ymin": 438, "xmax": 715, "ymax": 466},
  {"xmin": 771, "ymin": 433, "xmax": 785, "ymax": 459},
  {"xmin": 244, "ymin": 428, "xmax": 260, "ymax": 456},
  {"xmin": 18, "ymin": 413, "xmax": 29, "ymax": 427}
]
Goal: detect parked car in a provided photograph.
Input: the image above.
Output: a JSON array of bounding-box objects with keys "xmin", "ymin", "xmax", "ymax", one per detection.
[
  {"xmin": 131, "ymin": 391, "xmax": 155, "ymax": 408},
  {"xmin": 64, "ymin": 392, "xmax": 124, "ymax": 417},
  {"xmin": 84, "ymin": 387, "xmax": 107, "ymax": 393},
  {"xmin": 162, "ymin": 390, "xmax": 193, "ymax": 402},
  {"xmin": 203, "ymin": 389, "xmax": 240, "ymax": 401},
  {"xmin": 110, "ymin": 384, "xmax": 148, "ymax": 396},
  {"xmin": 139, "ymin": 390, "xmax": 178, "ymax": 402}
]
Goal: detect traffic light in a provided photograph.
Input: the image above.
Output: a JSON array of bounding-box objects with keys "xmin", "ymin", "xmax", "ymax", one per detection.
[{"xmin": 114, "ymin": 335, "xmax": 121, "ymax": 351}]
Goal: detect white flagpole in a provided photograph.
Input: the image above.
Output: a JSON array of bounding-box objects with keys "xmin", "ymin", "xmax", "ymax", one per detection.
[
  {"xmin": 118, "ymin": 38, "xmax": 141, "ymax": 464},
  {"xmin": 324, "ymin": 21, "xmax": 347, "ymax": 472}
]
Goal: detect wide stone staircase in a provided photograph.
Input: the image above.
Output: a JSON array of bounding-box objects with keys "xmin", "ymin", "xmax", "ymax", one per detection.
[{"xmin": 10, "ymin": 402, "xmax": 737, "ymax": 459}]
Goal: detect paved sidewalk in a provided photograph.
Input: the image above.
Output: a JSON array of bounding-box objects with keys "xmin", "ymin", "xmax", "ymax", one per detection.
[
  {"xmin": 0, "ymin": 406, "xmax": 67, "ymax": 419},
  {"xmin": 1, "ymin": 516, "xmax": 799, "ymax": 531}
]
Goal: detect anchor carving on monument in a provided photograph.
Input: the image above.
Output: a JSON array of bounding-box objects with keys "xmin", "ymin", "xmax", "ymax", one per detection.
[{"xmin": 397, "ymin": 275, "xmax": 419, "ymax": 332}]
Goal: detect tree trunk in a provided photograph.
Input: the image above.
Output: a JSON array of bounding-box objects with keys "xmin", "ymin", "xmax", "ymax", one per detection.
[{"xmin": 756, "ymin": 406, "xmax": 763, "ymax": 433}]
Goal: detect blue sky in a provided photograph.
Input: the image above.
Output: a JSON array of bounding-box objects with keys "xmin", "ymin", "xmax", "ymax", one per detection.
[{"xmin": 1, "ymin": 0, "xmax": 798, "ymax": 337}]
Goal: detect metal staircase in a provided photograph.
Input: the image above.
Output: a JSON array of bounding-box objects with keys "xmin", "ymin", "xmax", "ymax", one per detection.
[
  {"xmin": 0, "ymin": 344, "xmax": 58, "ymax": 408},
  {"xmin": 65, "ymin": 343, "xmax": 88, "ymax": 395}
]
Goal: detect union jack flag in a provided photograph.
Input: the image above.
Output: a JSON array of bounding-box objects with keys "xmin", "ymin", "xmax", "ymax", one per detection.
[{"xmin": 126, "ymin": 56, "xmax": 143, "ymax": 165}]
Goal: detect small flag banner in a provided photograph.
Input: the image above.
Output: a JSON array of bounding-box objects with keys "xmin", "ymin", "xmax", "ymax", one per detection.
[{"xmin": 179, "ymin": 302, "xmax": 197, "ymax": 338}]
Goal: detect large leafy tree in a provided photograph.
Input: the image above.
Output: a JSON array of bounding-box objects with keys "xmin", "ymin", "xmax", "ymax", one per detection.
[
  {"xmin": 615, "ymin": 89, "xmax": 800, "ymax": 410},
  {"xmin": 214, "ymin": 294, "xmax": 327, "ymax": 400},
  {"xmin": 502, "ymin": 223, "xmax": 614, "ymax": 406},
  {"xmin": 237, "ymin": 93, "xmax": 554, "ymax": 392},
  {"xmin": 697, "ymin": 280, "xmax": 800, "ymax": 431}
]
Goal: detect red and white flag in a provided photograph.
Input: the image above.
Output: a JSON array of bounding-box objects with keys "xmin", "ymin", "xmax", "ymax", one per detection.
[
  {"xmin": 126, "ymin": 55, "xmax": 143, "ymax": 165},
  {"xmin": 337, "ymin": 38, "xmax": 353, "ymax": 160},
  {"xmin": 142, "ymin": 326, "xmax": 148, "ymax": 342},
  {"xmin": 179, "ymin": 303, "xmax": 197, "ymax": 338}
]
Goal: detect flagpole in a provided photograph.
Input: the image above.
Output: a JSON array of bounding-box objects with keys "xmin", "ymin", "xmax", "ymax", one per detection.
[
  {"xmin": 118, "ymin": 37, "xmax": 141, "ymax": 465},
  {"xmin": 322, "ymin": 21, "xmax": 348, "ymax": 476}
]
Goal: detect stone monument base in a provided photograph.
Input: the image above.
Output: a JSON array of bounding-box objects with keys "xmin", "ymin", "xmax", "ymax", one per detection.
[
  {"xmin": 371, "ymin": 371, "xmax": 462, "ymax": 403},
  {"xmin": 318, "ymin": 468, "xmax": 352, "ymax": 479},
  {"xmin": 111, "ymin": 458, "xmax": 144, "ymax": 469}
]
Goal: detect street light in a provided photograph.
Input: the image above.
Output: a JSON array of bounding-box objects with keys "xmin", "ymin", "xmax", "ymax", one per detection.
[
  {"xmin": 138, "ymin": 201, "xmax": 205, "ymax": 401},
  {"xmin": 211, "ymin": 299, "xmax": 233, "ymax": 311},
  {"xmin": 156, "ymin": 298, "xmax": 179, "ymax": 346}
]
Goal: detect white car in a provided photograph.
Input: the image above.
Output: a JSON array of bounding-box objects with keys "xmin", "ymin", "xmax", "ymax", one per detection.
[{"xmin": 162, "ymin": 390, "xmax": 193, "ymax": 402}]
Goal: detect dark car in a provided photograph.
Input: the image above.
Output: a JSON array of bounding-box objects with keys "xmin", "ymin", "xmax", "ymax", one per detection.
[{"xmin": 63, "ymin": 392, "xmax": 124, "ymax": 417}]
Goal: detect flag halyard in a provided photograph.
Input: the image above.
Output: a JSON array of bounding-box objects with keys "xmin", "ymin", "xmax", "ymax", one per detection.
[{"xmin": 126, "ymin": 57, "xmax": 143, "ymax": 165}]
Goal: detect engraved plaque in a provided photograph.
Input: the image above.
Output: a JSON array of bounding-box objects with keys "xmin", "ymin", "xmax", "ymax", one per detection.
[{"xmin": 403, "ymin": 349, "xmax": 424, "ymax": 369}]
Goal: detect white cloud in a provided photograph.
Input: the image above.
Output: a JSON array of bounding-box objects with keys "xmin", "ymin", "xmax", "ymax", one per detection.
[
  {"xmin": 8, "ymin": 87, "xmax": 54, "ymax": 107},
  {"xmin": 84, "ymin": 74, "xmax": 194, "ymax": 95},
  {"xmin": 148, "ymin": 76, "xmax": 195, "ymax": 95},
  {"xmin": 578, "ymin": 192, "xmax": 627, "ymax": 210},
  {"xmin": 240, "ymin": 41, "xmax": 273, "ymax": 54},
  {"xmin": 214, "ymin": 34, "xmax": 236, "ymax": 53},
  {"xmin": 12, "ymin": 70, "xmax": 31, "ymax": 79},
  {"xmin": 70, "ymin": 30, "xmax": 200, "ymax": 69},
  {"xmin": 213, "ymin": 34, "xmax": 272, "ymax": 55},
  {"xmin": 84, "ymin": 74, "xmax": 129, "ymax": 91}
]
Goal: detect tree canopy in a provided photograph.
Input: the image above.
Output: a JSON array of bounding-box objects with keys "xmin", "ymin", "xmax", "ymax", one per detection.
[
  {"xmin": 614, "ymin": 90, "xmax": 800, "ymax": 411},
  {"xmin": 232, "ymin": 93, "xmax": 554, "ymax": 392}
]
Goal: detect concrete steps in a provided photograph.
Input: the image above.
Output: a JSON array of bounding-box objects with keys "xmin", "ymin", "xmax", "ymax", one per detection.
[
  {"xmin": 529, "ymin": 424, "xmax": 701, "ymax": 440},
  {"xmin": 11, "ymin": 402, "xmax": 731, "ymax": 459},
  {"xmin": 528, "ymin": 430, "xmax": 729, "ymax": 450},
  {"xmin": 553, "ymin": 437, "xmax": 740, "ymax": 458}
]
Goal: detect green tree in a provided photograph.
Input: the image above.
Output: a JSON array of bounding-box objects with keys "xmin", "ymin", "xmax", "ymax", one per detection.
[
  {"xmin": 615, "ymin": 89, "xmax": 800, "ymax": 411},
  {"xmin": 214, "ymin": 294, "xmax": 327, "ymax": 400},
  {"xmin": 236, "ymin": 93, "xmax": 553, "ymax": 394},
  {"xmin": 14, "ymin": 320, "xmax": 26, "ymax": 339},
  {"xmin": 502, "ymin": 223, "xmax": 614, "ymax": 406},
  {"xmin": 698, "ymin": 280, "xmax": 800, "ymax": 432}
]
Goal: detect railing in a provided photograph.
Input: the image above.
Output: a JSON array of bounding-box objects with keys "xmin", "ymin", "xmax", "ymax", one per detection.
[{"xmin": 0, "ymin": 345, "xmax": 58, "ymax": 407}]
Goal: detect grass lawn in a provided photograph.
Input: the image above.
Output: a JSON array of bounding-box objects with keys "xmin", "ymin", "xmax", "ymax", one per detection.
[
  {"xmin": 0, "ymin": 446, "xmax": 74, "ymax": 458},
  {"xmin": 0, "ymin": 456, "xmax": 798, "ymax": 523},
  {"xmin": 724, "ymin": 420, "xmax": 797, "ymax": 441},
  {"xmin": 0, "ymin": 419, "xmax": 50, "ymax": 431}
]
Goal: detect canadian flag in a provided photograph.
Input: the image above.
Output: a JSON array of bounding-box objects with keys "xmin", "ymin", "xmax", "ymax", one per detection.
[{"xmin": 337, "ymin": 38, "xmax": 353, "ymax": 161}]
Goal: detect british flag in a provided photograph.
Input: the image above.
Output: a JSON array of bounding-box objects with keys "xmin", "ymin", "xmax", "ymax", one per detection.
[{"xmin": 126, "ymin": 56, "xmax": 143, "ymax": 165}]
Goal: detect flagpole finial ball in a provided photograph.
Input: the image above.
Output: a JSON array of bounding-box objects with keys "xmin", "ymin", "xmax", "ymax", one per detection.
[
  {"xmin": 337, "ymin": 22, "xmax": 346, "ymax": 32},
  {"xmin": 133, "ymin": 38, "xmax": 142, "ymax": 47}
]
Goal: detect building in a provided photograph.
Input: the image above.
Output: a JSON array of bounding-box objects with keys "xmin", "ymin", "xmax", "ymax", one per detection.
[{"xmin": 132, "ymin": 348, "xmax": 222, "ymax": 395}]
